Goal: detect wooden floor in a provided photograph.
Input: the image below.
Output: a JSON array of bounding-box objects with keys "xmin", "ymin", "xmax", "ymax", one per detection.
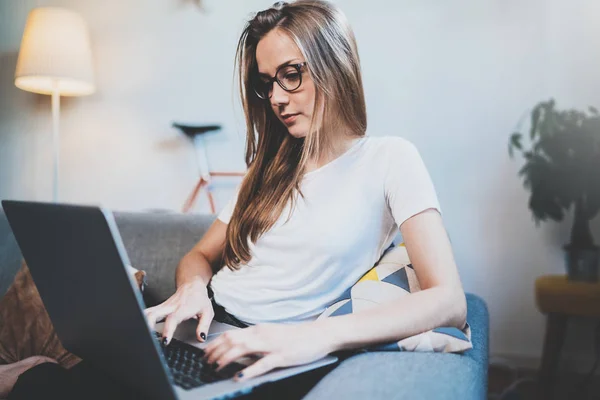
[{"xmin": 488, "ymin": 364, "xmax": 600, "ymax": 400}]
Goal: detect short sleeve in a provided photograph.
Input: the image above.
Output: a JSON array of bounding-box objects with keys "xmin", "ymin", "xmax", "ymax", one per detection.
[
  {"xmin": 384, "ymin": 138, "xmax": 441, "ymax": 228},
  {"xmin": 217, "ymin": 183, "xmax": 242, "ymax": 224}
]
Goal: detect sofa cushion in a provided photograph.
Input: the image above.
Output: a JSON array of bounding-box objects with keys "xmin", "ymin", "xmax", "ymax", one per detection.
[
  {"xmin": 317, "ymin": 244, "xmax": 472, "ymax": 353},
  {"xmin": 0, "ymin": 260, "xmax": 147, "ymax": 397},
  {"xmin": 113, "ymin": 211, "xmax": 217, "ymax": 306},
  {"xmin": 0, "ymin": 261, "xmax": 147, "ymax": 367}
]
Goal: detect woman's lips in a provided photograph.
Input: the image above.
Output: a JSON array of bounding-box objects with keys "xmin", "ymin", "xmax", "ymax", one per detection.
[{"xmin": 282, "ymin": 113, "xmax": 299, "ymax": 124}]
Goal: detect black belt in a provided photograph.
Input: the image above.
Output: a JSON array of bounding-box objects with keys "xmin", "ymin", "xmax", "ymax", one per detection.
[{"xmin": 207, "ymin": 285, "xmax": 249, "ymax": 328}]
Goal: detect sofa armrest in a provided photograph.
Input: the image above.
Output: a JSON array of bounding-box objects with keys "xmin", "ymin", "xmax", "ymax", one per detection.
[
  {"xmin": 114, "ymin": 211, "xmax": 217, "ymax": 306},
  {"xmin": 303, "ymin": 293, "xmax": 489, "ymax": 400}
]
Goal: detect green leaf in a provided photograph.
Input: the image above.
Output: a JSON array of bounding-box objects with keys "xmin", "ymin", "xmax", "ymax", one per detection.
[
  {"xmin": 508, "ymin": 132, "xmax": 522, "ymax": 158},
  {"xmin": 511, "ymin": 133, "xmax": 522, "ymax": 149},
  {"xmin": 530, "ymin": 105, "xmax": 541, "ymax": 140}
]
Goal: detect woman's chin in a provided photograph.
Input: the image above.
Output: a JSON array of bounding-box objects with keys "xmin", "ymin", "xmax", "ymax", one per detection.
[{"xmin": 286, "ymin": 126, "xmax": 308, "ymax": 139}]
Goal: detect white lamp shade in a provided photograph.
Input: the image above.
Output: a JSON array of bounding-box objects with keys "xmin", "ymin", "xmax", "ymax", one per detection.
[{"xmin": 15, "ymin": 7, "xmax": 95, "ymax": 96}]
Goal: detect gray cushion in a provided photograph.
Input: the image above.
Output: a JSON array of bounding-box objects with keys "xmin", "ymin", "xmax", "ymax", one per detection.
[
  {"xmin": 113, "ymin": 211, "xmax": 217, "ymax": 306},
  {"xmin": 303, "ymin": 293, "xmax": 489, "ymax": 400}
]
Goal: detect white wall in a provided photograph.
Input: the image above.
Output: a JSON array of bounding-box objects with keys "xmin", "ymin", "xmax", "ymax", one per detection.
[{"xmin": 1, "ymin": 0, "xmax": 600, "ymax": 369}]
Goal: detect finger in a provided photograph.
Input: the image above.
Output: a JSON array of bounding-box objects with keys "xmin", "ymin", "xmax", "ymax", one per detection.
[
  {"xmin": 215, "ymin": 346, "xmax": 251, "ymax": 373},
  {"xmin": 144, "ymin": 307, "xmax": 158, "ymax": 330},
  {"xmin": 203, "ymin": 333, "xmax": 225, "ymax": 354},
  {"xmin": 234, "ymin": 354, "xmax": 281, "ymax": 382},
  {"xmin": 162, "ymin": 312, "xmax": 183, "ymax": 344},
  {"xmin": 144, "ymin": 303, "xmax": 176, "ymax": 330},
  {"xmin": 196, "ymin": 309, "xmax": 214, "ymax": 342},
  {"xmin": 205, "ymin": 341, "xmax": 231, "ymax": 366}
]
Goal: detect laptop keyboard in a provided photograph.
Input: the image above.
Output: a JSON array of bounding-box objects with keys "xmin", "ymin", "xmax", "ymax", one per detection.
[{"xmin": 153, "ymin": 332, "xmax": 246, "ymax": 390}]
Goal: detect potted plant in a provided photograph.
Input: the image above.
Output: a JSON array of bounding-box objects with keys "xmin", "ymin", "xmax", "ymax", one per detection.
[{"xmin": 508, "ymin": 99, "xmax": 600, "ymax": 282}]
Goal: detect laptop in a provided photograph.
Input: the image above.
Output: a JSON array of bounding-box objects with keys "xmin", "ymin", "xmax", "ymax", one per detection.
[{"xmin": 1, "ymin": 200, "xmax": 338, "ymax": 400}]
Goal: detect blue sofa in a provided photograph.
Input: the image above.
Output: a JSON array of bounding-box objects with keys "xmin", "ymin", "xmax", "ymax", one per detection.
[{"xmin": 0, "ymin": 210, "xmax": 489, "ymax": 399}]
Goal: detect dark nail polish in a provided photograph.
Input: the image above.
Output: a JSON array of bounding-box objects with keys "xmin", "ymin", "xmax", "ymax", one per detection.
[
  {"xmin": 237, "ymin": 372, "xmax": 244, "ymax": 378},
  {"xmin": 200, "ymin": 332, "xmax": 206, "ymax": 340},
  {"xmin": 211, "ymin": 362, "xmax": 219, "ymax": 369}
]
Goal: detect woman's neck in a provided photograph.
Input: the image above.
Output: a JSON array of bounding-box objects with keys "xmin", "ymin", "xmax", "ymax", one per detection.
[{"xmin": 304, "ymin": 135, "xmax": 362, "ymax": 173}]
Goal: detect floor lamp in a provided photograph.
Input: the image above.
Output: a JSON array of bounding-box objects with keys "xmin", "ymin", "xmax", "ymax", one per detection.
[{"xmin": 14, "ymin": 7, "xmax": 95, "ymax": 202}]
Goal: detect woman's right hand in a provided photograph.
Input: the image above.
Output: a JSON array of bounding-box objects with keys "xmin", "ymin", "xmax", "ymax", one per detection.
[{"xmin": 143, "ymin": 277, "xmax": 215, "ymax": 344}]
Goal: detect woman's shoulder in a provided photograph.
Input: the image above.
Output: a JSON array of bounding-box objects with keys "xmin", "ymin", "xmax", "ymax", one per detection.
[
  {"xmin": 362, "ymin": 135, "xmax": 429, "ymax": 176},
  {"xmin": 364, "ymin": 135, "xmax": 419, "ymax": 155}
]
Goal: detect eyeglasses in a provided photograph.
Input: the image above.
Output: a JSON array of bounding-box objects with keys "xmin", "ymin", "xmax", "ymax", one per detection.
[{"xmin": 252, "ymin": 62, "xmax": 307, "ymax": 100}]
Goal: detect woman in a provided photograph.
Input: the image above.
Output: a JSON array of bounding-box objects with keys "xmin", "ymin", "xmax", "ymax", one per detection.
[
  {"xmin": 146, "ymin": 0, "xmax": 466, "ymax": 386},
  {"xmin": 9, "ymin": 1, "xmax": 466, "ymax": 399}
]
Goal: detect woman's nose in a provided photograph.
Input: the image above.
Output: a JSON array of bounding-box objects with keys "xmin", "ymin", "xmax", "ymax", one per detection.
[{"xmin": 270, "ymin": 83, "xmax": 289, "ymax": 106}]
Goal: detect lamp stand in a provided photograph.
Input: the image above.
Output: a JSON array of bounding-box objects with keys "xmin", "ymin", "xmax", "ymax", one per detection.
[{"xmin": 51, "ymin": 81, "xmax": 60, "ymax": 203}]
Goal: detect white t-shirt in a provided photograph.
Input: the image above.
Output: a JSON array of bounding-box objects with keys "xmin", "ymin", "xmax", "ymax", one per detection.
[{"xmin": 209, "ymin": 135, "xmax": 441, "ymax": 325}]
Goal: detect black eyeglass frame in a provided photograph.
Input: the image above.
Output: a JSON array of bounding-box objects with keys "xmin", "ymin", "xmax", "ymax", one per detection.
[{"xmin": 252, "ymin": 62, "xmax": 308, "ymax": 100}]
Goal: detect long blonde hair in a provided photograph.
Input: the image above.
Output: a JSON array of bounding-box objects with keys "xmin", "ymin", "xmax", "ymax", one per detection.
[{"xmin": 222, "ymin": 0, "xmax": 367, "ymax": 270}]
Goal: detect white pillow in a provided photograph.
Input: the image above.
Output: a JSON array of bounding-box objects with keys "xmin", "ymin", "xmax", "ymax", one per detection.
[{"xmin": 318, "ymin": 244, "xmax": 472, "ymax": 353}]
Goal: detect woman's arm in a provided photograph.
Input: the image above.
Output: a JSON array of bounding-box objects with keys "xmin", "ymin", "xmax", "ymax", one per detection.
[
  {"xmin": 316, "ymin": 208, "xmax": 467, "ymax": 353},
  {"xmin": 175, "ymin": 218, "xmax": 229, "ymax": 288},
  {"xmin": 175, "ymin": 251, "xmax": 216, "ymax": 288},
  {"xmin": 145, "ymin": 218, "xmax": 229, "ymax": 343}
]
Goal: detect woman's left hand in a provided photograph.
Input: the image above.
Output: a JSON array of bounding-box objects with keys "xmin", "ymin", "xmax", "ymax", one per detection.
[{"xmin": 203, "ymin": 322, "xmax": 332, "ymax": 382}]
